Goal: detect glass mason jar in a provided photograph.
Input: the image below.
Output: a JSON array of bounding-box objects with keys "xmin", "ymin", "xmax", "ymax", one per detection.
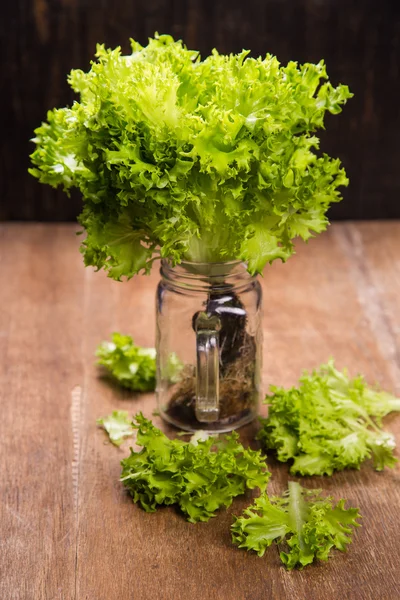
[{"xmin": 156, "ymin": 259, "xmax": 263, "ymax": 432}]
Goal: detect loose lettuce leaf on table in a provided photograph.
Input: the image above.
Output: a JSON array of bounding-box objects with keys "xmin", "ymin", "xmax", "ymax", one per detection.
[
  {"xmin": 96, "ymin": 333, "xmax": 184, "ymax": 392},
  {"xmin": 258, "ymin": 360, "xmax": 400, "ymax": 475},
  {"xmin": 97, "ymin": 410, "xmax": 134, "ymax": 446},
  {"xmin": 96, "ymin": 333, "xmax": 157, "ymax": 391},
  {"xmin": 232, "ymin": 481, "xmax": 361, "ymax": 569},
  {"xmin": 120, "ymin": 414, "xmax": 270, "ymax": 522}
]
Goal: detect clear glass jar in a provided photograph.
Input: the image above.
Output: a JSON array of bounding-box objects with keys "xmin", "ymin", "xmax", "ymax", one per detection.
[{"xmin": 156, "ymin": 260, "xmax": 262, "ymax": 432}]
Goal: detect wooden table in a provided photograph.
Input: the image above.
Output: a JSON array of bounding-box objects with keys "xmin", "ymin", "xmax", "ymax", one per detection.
[{"xmin": 1, "ymin": 222, "xmax": 399, "ymax": 600}]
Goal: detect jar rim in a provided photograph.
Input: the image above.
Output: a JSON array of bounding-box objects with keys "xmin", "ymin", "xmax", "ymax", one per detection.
[
  {"xmin": 161, "ymin": 258, "xmax": 244, "ymax": 268},
  {"xmin": 160, "ymin": 258, "xmax": 254, "ymax": 291}
]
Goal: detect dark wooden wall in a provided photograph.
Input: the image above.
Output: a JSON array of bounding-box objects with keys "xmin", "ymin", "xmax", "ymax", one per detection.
[{"xmin": 1, "ymin": 0, "xmax": 400, "ymax": 221}]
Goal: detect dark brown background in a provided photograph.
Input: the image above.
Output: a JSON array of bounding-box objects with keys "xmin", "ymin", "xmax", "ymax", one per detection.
[{"xmin": 1, "ymin": 0, "xmax": 400, "ymax": 221}]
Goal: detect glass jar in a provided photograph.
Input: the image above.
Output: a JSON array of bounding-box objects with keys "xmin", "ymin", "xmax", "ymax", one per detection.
[{"xmin": 156, "ymin": 259, "xmax": 262, "ymax": 432}]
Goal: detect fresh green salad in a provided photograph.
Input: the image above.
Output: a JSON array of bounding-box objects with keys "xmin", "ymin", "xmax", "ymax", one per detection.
[
  {"xmin": 30, "ymin": 34, "xmax": 352, "ymax": 279},
  {"xmin": 96, "ymin": 333, "xmax": 157, "ymax": 391},
  {"xmin": 120, "ymin": 414, "xmax": 270, "ymax": 522},
  {"xmin": 97, "ymin": 411, "xmax": 364, "ymax": 568},
  {"xmin": 96, "ymin": 332, "xmax": 183, "ymax": 391},
  {"xmin": 258, "ymin": 360, "xmax": 400, "ymax": 475},
  {"xmin": 232, "ymin": 481, "xmax": 361, "ymax": 569},
  {"xmin": 97, "ymin": 410, "xmax": 134, "ymax": 446}
]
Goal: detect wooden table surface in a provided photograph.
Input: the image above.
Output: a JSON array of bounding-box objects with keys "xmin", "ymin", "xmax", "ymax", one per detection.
[{"xmin": 1, "ymin": 222, "xmax": 399, "ymax": 600}]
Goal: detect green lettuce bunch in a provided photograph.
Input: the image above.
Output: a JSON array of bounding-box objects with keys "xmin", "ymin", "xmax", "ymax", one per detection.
[
  {"xmin": 29, "ymin": 34, "xmax": 352, "ymax": 279},
  {"xmin": 258, "ymin": 360, "xmax": 400, "ymax": 475},
  {"xmin": 120, "ymin": 414, "xmax": 270, "ymax": 522}
]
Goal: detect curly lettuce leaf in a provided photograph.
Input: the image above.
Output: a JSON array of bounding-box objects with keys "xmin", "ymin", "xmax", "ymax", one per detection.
[
  {"xmin": 30, "ymin": 35, "xmax": 352, "ymax": 279},
  {"xmin": 231, "ymin": 481, "xmax": 361, "ymax": 569},
  {"xmin": 96, "ymin": 333, "xmax": 157, "ymax": 391},
  {"xmin": 120, "ymin": 413, "xmax": 270, "ymax": 522},
  {"xmin": 258, "ymin": 359, "xmax": 400, "ymax": 475},
  {"xmin": 97, "ymin": 410, "xmax": 134, "ymax": 446},
  {"xmin": 96, "ymin": 332, "xmax": 183, "ymax": 391}
]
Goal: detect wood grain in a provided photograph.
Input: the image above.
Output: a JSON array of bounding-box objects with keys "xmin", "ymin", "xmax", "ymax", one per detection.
[
  {"xmin": 1, "ymin": 0, "xmax": 400, "ymax": 220},
  {"xmin": 0, "ymin": 222, "xmax": 399, "ymax": 600}
]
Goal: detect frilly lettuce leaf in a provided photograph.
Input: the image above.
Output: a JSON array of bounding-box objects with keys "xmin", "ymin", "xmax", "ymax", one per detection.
[
  {"xmin": 258, "ymin": 359, "xmax": 400, "ymax": 475},
  {"xmin": 97, "ymin": 410, "xmax": 134, "ymax": 446},
  {"xmin": 231, "ymin": 481, "xmax": 361, "ymax": 569},
  {"xmin": 96, "ymin": 332, "xmax": 183, "ymax": 391},
  {"xmin": 29, "ymin": 34, "xmax": 352, "ymax": 279},
  {"xmin": 96, "ymin": 333, "xmax": 157, "ymax": 391},
  {"xmin": 120, "ymin": 413, "xmax": 270, "ymax": 522}
]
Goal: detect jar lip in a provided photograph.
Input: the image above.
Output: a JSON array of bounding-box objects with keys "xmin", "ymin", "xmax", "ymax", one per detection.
[
  {"xmin": 161, "ymin": 258, "xmax": 244, "ymax": 268},
  {"xmin": 160, "ymin": 258, "xmax": 253, "ymax": 290}
]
